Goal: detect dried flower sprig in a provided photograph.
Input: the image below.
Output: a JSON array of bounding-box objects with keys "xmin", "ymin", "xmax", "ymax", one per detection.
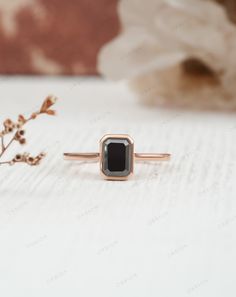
[{"xmin": 0, "ymin": 95, "xmax": 57, "ymax": 167}]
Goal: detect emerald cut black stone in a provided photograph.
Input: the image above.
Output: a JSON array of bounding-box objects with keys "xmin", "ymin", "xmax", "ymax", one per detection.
[
  {"xmin": 107, "ymin": 143, "xmax": 126, "ymax": 171},
  {"xmin": 101, "ymin": 136, "xmax": 133, "ymax": 178}
]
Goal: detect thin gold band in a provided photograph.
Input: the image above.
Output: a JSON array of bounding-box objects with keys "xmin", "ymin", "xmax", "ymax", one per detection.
[
  {"xmin": 64, "ymin": 153, "xmax": 171, "ymax": 162},
  {"xmin": 135, "ymin": 153, "xmax": 170, "ymax": 161}
]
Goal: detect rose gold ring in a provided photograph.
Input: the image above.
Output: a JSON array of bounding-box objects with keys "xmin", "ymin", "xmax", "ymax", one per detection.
[{"xmin": 64, "ymin": 134, "xmax": 171, "ymax": 180}]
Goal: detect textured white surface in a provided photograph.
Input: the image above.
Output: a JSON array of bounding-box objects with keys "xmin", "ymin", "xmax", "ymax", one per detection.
[{"xmin": 0, "ymin": 77, "xmax": 236, "ymax": 296}]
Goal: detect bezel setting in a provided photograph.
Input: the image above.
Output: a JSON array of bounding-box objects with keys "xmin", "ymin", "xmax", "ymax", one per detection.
[{"xmin": 100, "ymin": 134, "xmax": 134, "ymax": 180}]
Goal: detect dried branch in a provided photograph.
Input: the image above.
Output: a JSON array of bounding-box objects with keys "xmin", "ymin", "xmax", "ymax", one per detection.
[{"xmin": 0, "ymin": 95, "xmax": 57, "ymax": 167}]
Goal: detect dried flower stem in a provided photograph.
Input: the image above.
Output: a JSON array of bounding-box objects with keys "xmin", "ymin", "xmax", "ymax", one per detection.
[
  {"xmin": 0, "ymin": 137, "xmax": 14, "ymax": 159},
  {"xmin": 1, "ymin": 115, "xmax": 39, "ymax": 158},
  {"xmin": 0, "ymin": 95, "xmax": 57, "ymax": 167},
  {"xmin": 1, "ymin": 135, "xmax": 5, "ymax": 152}
]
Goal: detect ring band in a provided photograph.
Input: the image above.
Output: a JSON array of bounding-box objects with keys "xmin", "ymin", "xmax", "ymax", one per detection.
[
  {"xmin": 64, "ymin": 134, "xmax": 171, "ymax": 180},
  {"xmin": 64, "ymin": 153, "xmax": 171, "ymax": 162}
]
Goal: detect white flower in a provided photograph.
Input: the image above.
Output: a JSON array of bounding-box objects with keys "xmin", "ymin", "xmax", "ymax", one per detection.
[{"xmin": 98, "ymin": 0, "xmax": 236, "ymax": 109}]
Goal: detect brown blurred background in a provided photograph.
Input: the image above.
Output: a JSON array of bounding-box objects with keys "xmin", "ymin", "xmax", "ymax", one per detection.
[{"xmin": 0, "ymin": 0, "xmax": 119, "ymax": 75}]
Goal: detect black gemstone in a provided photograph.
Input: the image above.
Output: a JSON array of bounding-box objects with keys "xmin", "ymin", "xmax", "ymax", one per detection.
[
  {"xmin": 101, "ymin": 136, "xmax": 133, "ymax": 178},
  {"xmin": 107, "ymin": 143, "xmax": 126, "ymax": 172}
]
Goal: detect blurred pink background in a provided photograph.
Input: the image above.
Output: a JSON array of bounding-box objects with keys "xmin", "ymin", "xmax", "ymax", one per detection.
[{"xmin": 0, "ymin": 0, "xmax": 119, "ymax": 75}]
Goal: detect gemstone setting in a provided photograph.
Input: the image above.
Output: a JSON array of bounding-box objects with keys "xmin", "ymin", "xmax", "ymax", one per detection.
[{"xmin": 100, "ymin": 135, "xmax": 134, "ymax": 180}]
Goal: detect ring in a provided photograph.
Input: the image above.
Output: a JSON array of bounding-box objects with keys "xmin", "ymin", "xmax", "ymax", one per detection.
[{"xmin": 64, "ymin": 134, "xmax": 171, "ymax": 180}]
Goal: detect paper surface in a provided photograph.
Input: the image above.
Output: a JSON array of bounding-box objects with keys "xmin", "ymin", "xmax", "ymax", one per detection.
[{"xmin": 0, "ymin": 77, "xmax": 235, "ymax": 296}]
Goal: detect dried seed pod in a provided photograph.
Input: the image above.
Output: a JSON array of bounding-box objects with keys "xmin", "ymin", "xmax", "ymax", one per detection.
[
  {"xmin": 3, "ymin": 119, "xmax": 13, "ymax": 128},
  {"xmin": 18, "ymin": 115, "xmax": 26, "ymax": 125},
  {"xmin": 46, "ymin": 110, "xmax": 56, "ymax": 116},
  {"xmin": 3, "ymin": 119, "xmax": 15, "ymax": 133},
  {"xmin": 14, "ymin": 131, "xmax": 21, "ymax": 140},
  {"xmin": 19, "ymin": 130, "xmax": 25, "ymax": 136},
  {"xmin": 26, "ymin": 156, "xmax": 35, "ymax": 165},
  {"xmin": 31, "ymin": 113, "xmax": 37, "ymax": 120},
  {"xmin": 40, "ymin": 95, "xmax": 57, "ymax": 113},
  {"xmin": 14, "ymin": 154, "xmax": 23, "ymax": 162},
  {"xmin": 19, "ymin": 138, "xmax": 26, "ymax": 145}
]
